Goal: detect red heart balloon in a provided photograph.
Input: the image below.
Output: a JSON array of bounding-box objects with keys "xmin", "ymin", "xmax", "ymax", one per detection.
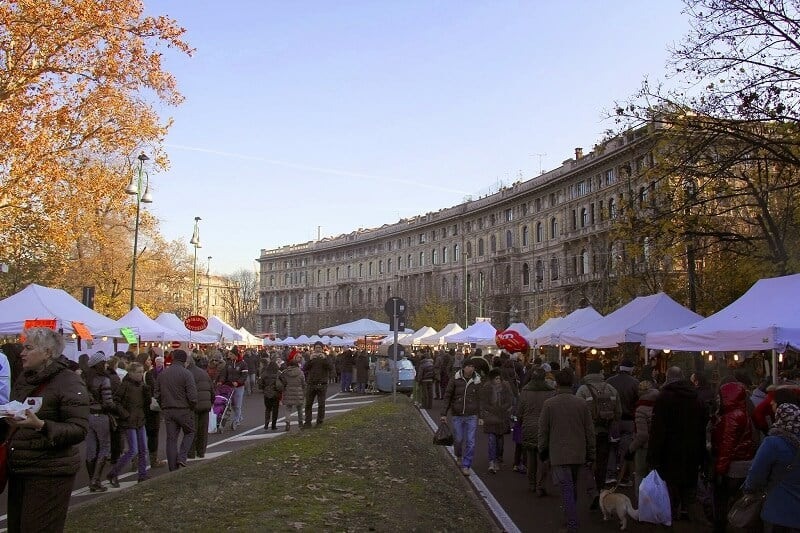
[{"xmin": 495, "ymin": 329, "xmax": 529, "ymax": 352}]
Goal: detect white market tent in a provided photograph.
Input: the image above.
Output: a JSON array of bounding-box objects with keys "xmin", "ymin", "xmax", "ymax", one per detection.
[
  {"xmin": 560, "ymin": 293, "xmax": 702, "ymax": 348},
  {"xmin": 400, "ymin": 326, "xmax": 438, "ymax": 346},
  {"xmin": 529, "ymin": 307, "xmax": 604, "ymax": 347},
  {"xmin": 154, "ymin": 313, "xmax": 218, "ymax": 344},
  {"xmin": 444, "ymin": 321, "xmax": 498, "ymax": 345},
  {"xmin": 0, "ymin": 283, "xmax": 118, "ymax": 336},
  {"xmin": 381, "ymin": 332, "xmax": 412, "ymax": 345},
  {"xmin": 330, "ymin": 336, "xmax": 357, "ymax": 347},
  {"xmin": 207, "ymin": 315, "xmax": 244, "ymax": 343},
  {"xmin": 318, "ymin": 318, "xmax": 412, "ymax": 337},
  {"xmin": 238, "ymin": 327, "xmax": 262, "ymax": 346},
  {"xmin": 421, "ymin": 323, "xmax": 464, "ymax": 345},
  {"xmin": 293, "ymin": 334, "xmax": 311, "ymax": 345},
  {"xmin": 646, "ymin": 273, "xmax": 800, "ymax": 353},
  {"xmin": 96, "ymin": 307, "xmax": 190, "ymax": 342},
  {"xmin": 505, "ymin": 322, "xmax": 534, "ymax": 338}
]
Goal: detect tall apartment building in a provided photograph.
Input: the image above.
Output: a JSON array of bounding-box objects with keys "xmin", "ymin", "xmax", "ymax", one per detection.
[{"xmin": 258, "ymin": 128, "xmax": 659, "ymax": 338}]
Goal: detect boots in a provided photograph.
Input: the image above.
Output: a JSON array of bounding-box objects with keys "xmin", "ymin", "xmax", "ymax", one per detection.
[
  {"xmin": 149, "ymin": 452, "xmax": 164, "ymax": 468},
  {"xmin": 285, "ymin": 420, "xmax": 290, "ymax": 432},
  {"xmin": 89, "ymin": 458, "xmax": 108, "ymax": 492},
  {"xmin": 86, "ymin": 459, "xmax": 96, "ymax": 480}
]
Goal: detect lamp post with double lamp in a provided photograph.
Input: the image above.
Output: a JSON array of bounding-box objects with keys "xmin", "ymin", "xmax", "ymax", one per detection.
[
  {"xmin": 125, "ymin": 152, "xmax": 153, "ymax": 310},
  {"xmin": 206, "ymin": 256, "xmax": 212, "ymax": 317},
  {"xmin": 189, "ymin": 216, "xmax": 202, "ymax": 314}
]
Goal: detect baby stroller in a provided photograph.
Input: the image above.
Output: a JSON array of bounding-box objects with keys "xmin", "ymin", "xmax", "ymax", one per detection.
[{"xmin": 213, "ymin": 383, "xmax": 235, "ymax": 434}]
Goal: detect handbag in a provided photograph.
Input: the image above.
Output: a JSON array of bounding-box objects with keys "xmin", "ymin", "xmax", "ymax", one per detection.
[
  {"xmin": 433, "ymin": 421, "xmax": 454, "ymax": 446},
  {"xmin": 728, "ymin": 442, "xmax": 800, "ymax": 529}
]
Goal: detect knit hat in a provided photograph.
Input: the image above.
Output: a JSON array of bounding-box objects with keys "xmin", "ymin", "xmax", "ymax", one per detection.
[
  {"xmin": 313, "ymin": 341, "xmax": 324, "ymax": 348},
  {"xmin": 541, "ymin": 362, "xmax": 552, "ymax": 373},
  {"xmin": 87, "ymin": 350, "xmax": 106, "ymax": 367},
  {"xmin": 587, "ymin": 359, "xmax": 603, "ymax": 374},
  {"xmin": 619, "ymin": 359, "xmax": 635, "ymax": 372},
  {"xmin": 172, "ymin": 349, "xmax": 188, "ymax": 363},
  {"xmin": 488, "ymin": 368, "xmax": 501, "ymax": 380},
  {"xmin": 772, "ymin": 403, "xmax": 800, "ymax": 439},
  {"xmin": 288, "ymin": 348, "xmax": 300, "ymax": 364},
  {"xmin": 462, "ymin": 358, "xmax": 476, "ymax": 367}
]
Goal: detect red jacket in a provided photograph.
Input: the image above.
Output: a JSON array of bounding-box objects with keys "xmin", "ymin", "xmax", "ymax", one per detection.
[
  {"xmin": 712, "ymin": 382, "xmax": 756, "ymax": 476},
  {"xmin": 752, "ymin": 386, "xmax": 800, "ymax": 432}
]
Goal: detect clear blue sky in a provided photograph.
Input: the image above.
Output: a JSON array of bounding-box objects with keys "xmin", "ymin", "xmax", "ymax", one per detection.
[{"xmin": 144, "ymin": 1, "xmax": 689, "ymax": 275}]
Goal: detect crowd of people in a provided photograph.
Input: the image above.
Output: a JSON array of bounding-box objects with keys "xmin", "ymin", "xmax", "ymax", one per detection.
[{"xmin": 424, "ymin": 346, "xmax": 800, "ymax": 533}]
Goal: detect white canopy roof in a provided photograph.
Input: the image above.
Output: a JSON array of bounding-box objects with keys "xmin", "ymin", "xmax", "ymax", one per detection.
[
  {"xmin": 237, "ymin": 327, "xmax": 262, "ymax": 346},
  {"xmin": 329, "ymin": 336, "xmax": 357, "ymax": 347},
  {"xmin": 0, "ymin": 283, "xmax": 118, "ymax": 336},
  {"xmin": 318, "ymin": 318, "xmax": 412, "ymax": 337},
  {"xmin": 382, "ymin": 332, "xmax": 412, "ymax": 345},
  {"xmin": 206, "ymin": 316, "xmax": 244, "ymax": 342},
  {"xmin": 444, "ymin": 321, "xmax": 498, "ymax": 345},
  {"xmin": 560, "ymin": 293, "xmax": 702, "ymax": 348},
  {"xmin": 505, "ymin": 322, "xmax": 534, "ymax": 337},
  {"xmin": 529, "ymin": 307, "xmax": 603, "ymax": 346},
  {"xmin": 400, "ymin": 326, "xmax": 438, "ymax": 346},
  {"xmin": 646, "ymin": 274, "xmax": 800, "ymax": 352},
  {"xmin": 96, "ymin": 307, "xmax": 190, "ymax": 342},
  {"xmin": 154, "ymin": 313, "xmax": 218, "ymax": 343},
  {"xmin": 420, "ymin": 323, "xmax": 464, "ymax": 345}
]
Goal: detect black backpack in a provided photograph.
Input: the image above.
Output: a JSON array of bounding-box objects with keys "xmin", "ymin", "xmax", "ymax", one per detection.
[{"xmin": 586, "ymin": 383, "xmax": 615, "ymax": 426}]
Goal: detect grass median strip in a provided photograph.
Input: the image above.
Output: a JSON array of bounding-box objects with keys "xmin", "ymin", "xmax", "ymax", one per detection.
[{"xmin": 66, "ymin": 396, "xmax": 498, "ymax": 532}]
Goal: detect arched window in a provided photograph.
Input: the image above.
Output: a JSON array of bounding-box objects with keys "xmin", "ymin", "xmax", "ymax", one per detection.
[
  {"xmin": 441, "ymin": 277, "xmax": 447, "ymax": 297},
  {"xmin": 358, "ymin": 263, "xmax": 363, "ymax": 277},
  {"xmin": 454, "ymin": 243, "xmax": 460, "ymax": 262},
  {"xmin": 550, "ymin": 218, "xmax": 558, "ymax": 239},
  {"xmin": 358, "ymin": 289, "xmax": 363, "ymax": 304},
  {"xmin": 639, "ymin": 186, "xmax": 647, "ymax": 208},
  {"xmin": 316, "ymin": 293, "xmax": 321, "ymax": 307},
  {"xmin": 550, "ymin": 256, "xmax": 559, "ymax": 280},
  {"xmin": 504, "ymin": 265, "xmax": 511, "ymax": 285},
  {"xmin": 326, "ymin": 268, "xmax": 331, "ymax": 282},
  {"xmin": 407, "ymin": 254, "xmax": 413, "ymax": 268},
  {"xmin": 284, "ymin": 273, "xmax": 289, "ymax": 285},
  {"xmin": 505, "ymin": 230, "xmax": 513, "ymax": 248},
  {"xmin": 490, "ymin": 235, "xmax": 497, "ymax": 253},
  {"xmin": 535, "ymin": 260, "xmax": 544, "ymax": 282},
  {"xmin": 367, "ymin": 287, "xmax": 373, "ymax": 303},
  {"xmin": 522, "ymin": 226, "xmax": 529, "ymax": 246},
  {"xmin": 387, "ymin": 258, "xmax": 392, "ymax": 272},
  {"xmin": 442, "ymin": 246, "xmax": 448, "ymax": 264},
  {"xmin": 609, "ymin": 198, "xmax": 617, "ymax": 219},
  {"xmin": 419, "ymin": 251, "xmax": 425, "ymax": 266},
  {"xmin": 453, "ymin": 275, "xmax": 459, "ymax": 298},
  {"xmin": 522, "ymin": 263, "xmax": 530, "ymax": 285},
  {"xmin": 269, "ymin": 275, "xmax": 275, "ymax": 287},
  {"xmin": 369, "ymin": 262, "xmax": 374, "ymax": 276},
  {"xmin": 347, "ymin": 265, "xmax": 352, "ymax": 278},
  {"xmin": 377, "ymin": 287, "xmax": 383, "ymax": 302},
  {"xmin": 317, "ymin": 270, "xmax": 321, "ymax": 283},
  {"xmin": 536, "ymin": 222, "xmax": 543, "ymax": 243},
  {"xmin": 478, "ymin": 238, "xmax": 485, "ymax": 256},
  {"xmin": 432, "ymin": 249, "xmax": 438, "ymax": 265},
  {"xmin": 580, "ymin": 208, "xmax": 588, "ymax": 228},
  {"xmin": 581, "ymin": 249, "xmax": 590, "ymax": 275}
]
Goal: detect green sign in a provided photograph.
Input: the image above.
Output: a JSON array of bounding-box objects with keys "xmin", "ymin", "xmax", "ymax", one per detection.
[{"xmin": 120, "ymin": 327, "xmax": 138, "ymax": 344}]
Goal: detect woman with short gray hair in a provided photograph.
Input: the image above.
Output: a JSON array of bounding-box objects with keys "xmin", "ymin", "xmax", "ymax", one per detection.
[{"xmin": 6, "ymin": 327, "xmax": 89, "ymax": 533}]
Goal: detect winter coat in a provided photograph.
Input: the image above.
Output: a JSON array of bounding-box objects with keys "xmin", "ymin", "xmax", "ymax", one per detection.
[
  {"xmin": 259, "ymin": 361, "xmax": 281, "ymax": 399},
  {"xmin": 218, "ymin": 359, "xmax": 248, "ymax": 387},
  {"xmin": 575, "ymin": 373, "xmax": 621, "ymax": 434},
  {"xmin": 629, "ymin": 388, "xmax": 658, "ymax": 453},
  {"xmin": 304, "ymin": 354, "xmax": 332, "ymax": 386},
  {"xmin": 712, "ymin": 381, "xmax": 756, "ymax": 476},
  {"xmin": 144, "ymin": 366, "xmax": 164, "ymax": 416},
  {"xmin": 538, "ymin": 387, "xmax": 596, "ymax": 466},
  {"xmin": 500, "ymin": 362, "xmax": 519, "ymax": 397},
  {"xmin": 188, "ymin": 361, "xmax": 214, "ymax": 412},
  {"xmin": 647, "ymin": 379, "xmax": 707, "ymax": 488},
  {"xmin": 156, "ymin": 364, "xmax": 198, "ymax": 410},
  {"xmin": 86, "ymin": 370, "xmax": 114, "ymax": 415},
  {"xmin": 8, "ymin": 357, "xmax": 89, "ymax": 477},
  {"xmin": 606, "ymin": 371, "xmax": 639, "ymax": 420},
  {"xmin": 480, "ymin": 380, "xmax": 513, "ymax": 434},
  {"xmin": 113, "ymin": 375, "xmax": 151, "ymax": 429},
  {"xmin": 280, "ymin": 364, "xmax": 306, "ymax": 405},
  {"xmin": 743, "ymin": 435, "xmax": 800, "ymax": 528},
  {"xmin": 416, "ymin": 358, "xmax": 435, "ymax": 383},
  {"xmin": 441, "ymin": 370, "xmax": 481, "ymax": 418},
  {"xmin": 355, "ymin": 353, "xmax": 370, "ymax": 383},
  {"xmin": 517, "ymin": 379, "xmax": 556, "ymax": 449},
  {"xmin": 753, "ymin": 386, "xmax": 800, "ymax": 432},
  {"xmin": 340, "ymin": 351, "xmax": 356, "ymax": 373}
]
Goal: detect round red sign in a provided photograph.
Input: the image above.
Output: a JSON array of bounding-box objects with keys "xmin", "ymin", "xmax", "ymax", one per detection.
[
  {"xmin": 170, "ymin": 340, "xmax": 182, "ymax": 349},
  {"xmin": 184, "ymin": 315, "xmax": 208, "ymax": 332}
]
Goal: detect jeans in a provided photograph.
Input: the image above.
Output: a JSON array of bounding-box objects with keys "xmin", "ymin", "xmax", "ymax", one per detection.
[
  {"xmin": 284, "ymin": 403, "xmax": 303, "ymax": 427},
  {"xmin": 86, "ymin": 413, "xmax": 111, "ymax": 461},
  {"xmin": 305, "ymin": 383, "xmax": 327, "ymax": 425},
  {"xmin": 163, "ymin": 408, "xmax": 196, "ymax": 471},
  {"xmin": 340, "ymin": 371, "xmax": 353, "ymax": 393},
  {"xmin": 451, "ymin": 415, "xmax": 478, "ymax": 468},
  {"xmin": 190, "ymin": 410, "xmax": 209, "ymax": 458},
  {"xmin": 232, "ymin": 385, "xmax": 245, "ymax": 424},
  {"xmin": 525, "ymin": 445, "xmax": 548, "ymax": 490},
  {"xmin": 594, "ymin": 432, "xmax": 611, "ymax": 494},
  {"xmin": 246, "ymin": 372, "xmax": 257, "ymax": 394},
  {"xmin": 109, "ymin": 427, "xmax": 148, "ymax": 479},
  {"xmin": 552, "ymin": 464, "xmax": 580, "ymax": 533},
  {"xmin": 145, "ymin": 411, "xmax": 161, "ymax": 459},
  {"xmin": 419, "ymin": 381, "xmax": 434, "ymax": 409},
  {"xmin": 263, "ymin": 395, "xmax": 280, "ymax": 429},
  {"xmin": 607, "ymin": 419, "xmax": 634, "ymax": 480},
  {"xmin": 487, "ymin": 433, "xmax": 504, "ymax": 462}
]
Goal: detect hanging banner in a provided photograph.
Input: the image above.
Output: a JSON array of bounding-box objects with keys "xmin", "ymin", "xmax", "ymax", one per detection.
[
  {"xmin": 23, "ymin": 319, "xmax": 57, "ymax": 331},
  {"xmin": 119, "ymin": 327, "xmax": 138, "ymax": 344},
  {"xmin": 71, "ymin": 321, "xmax": 93, "ymax": 340}
]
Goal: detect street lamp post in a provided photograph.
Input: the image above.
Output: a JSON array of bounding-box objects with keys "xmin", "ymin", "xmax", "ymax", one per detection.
[
  {"xmin": 206, "ymin": 256, "xmax": 212, "ymax": 317},
  {"xmin": 189, "ymin": 216, "xmax": 202, "ymax": 314},
  {"xmin": 125, "ymin": 152, "xmax": 152, "ymax": 310}
]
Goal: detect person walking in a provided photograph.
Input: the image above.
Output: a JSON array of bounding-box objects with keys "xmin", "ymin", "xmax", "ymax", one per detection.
[
  {"xmin": 304, "ymin": 341, "xmax": 333, "ymax": 428},
  {"xmin": 480, "ymin": 368, "xmax": 513, "ymax": 473},
  {"xmin": 218, "ymin": 348, "xmax": 248, "ymax": 429},
  {"xmin": 339, "ymin": 349, "xmax": 355, "ymax": 393},
  {"xmin": 106, "ymin": 362, "xmax": 151, "ymax": 485},
  {"xmin": 259, "ymin": 356, "xmax": 282, "ymax": 430},
  {"xmin": 83, "ymin": 350, "xmax": 116, "ymax": 492},
  {"xmin": 355, "ymin": 350, "xmax": 370, "ymax": 394},
  {"xmin": 606, "ymin": 358, "xmax": 639, "ymax": 486},
  {"xmin": 538, "ymin": 370, "xmax": 596, "ymax": 533},
  {"xmin": 280, "ymin": 351, "xmax": 306, "ymax": 431},
  {"xmin": 155, "ymin": 350, "xmax": 197, "ymax": 471},
  {"xmin": 187, "ymin": 354, "xmax": 214, "ymax": 459},
  {"xmin": 416, "ymin": 352, "xmax": 436, "ymax": 409},
  {"xmin": 575, "ymin": 359, "xmax": 620, "ymax": 509},
  {"xmin": 517, "ymin": 367, "xmax": 556, "ymax": 495},
  {"xmin": 626, "ymin": 380, "xmax": 658, "ymax": 501},
  {"xmin": 144, "ymin": 355, "xmax": 166, "ymax": 468},
  {"xmin": 244, "ymin": 349, "xmax": 259, "ymax": 395},
  {"xmin": 440, "ymin": 359, "xmax": 482, "ymax": 476},
  {"xmin": 647, "ymin": 366, "xmax": 708, "ymax": 523}
]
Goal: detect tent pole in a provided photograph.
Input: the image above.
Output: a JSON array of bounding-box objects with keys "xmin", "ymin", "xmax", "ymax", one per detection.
[{"xmin": 772, "ymin": 349, "xmax": 778, "ymax": 385}]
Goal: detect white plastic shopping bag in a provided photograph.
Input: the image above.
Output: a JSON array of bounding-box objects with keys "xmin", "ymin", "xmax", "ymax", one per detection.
[
  {"xmin": 638, "ymin": 469, "xmax": 672, "ymax": 526},
  {"xmin": 208, "ymin": 411, "xmax": 217, "ymax": 433}
]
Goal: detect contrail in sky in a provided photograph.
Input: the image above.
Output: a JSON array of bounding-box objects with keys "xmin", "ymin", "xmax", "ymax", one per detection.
[{"xmin": 166, "ymin": 143, "xmax": 472, "ymax": 196}]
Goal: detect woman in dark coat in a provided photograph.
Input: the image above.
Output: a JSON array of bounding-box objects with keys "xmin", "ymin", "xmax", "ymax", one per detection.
[
  {"xmin": 106, "ymin": 362, "xmax": 151, "ymax": 485},
  {"xmin": 259, "ymin": 358, "xmax": 281, "ymax": 430},
  {"xmin": 480, "ymin": 368, "xmax": 513, "ymax": 473},
  {"xmin": 355, "ymin": 351, "xmax": 370, "ymax": 394},
  {"xmin": 7, "ymin": 327, "xmax": 89, "ymax": 533}
]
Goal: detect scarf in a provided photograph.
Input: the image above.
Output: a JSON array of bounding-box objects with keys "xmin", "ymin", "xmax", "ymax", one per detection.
[{"xmin": 769, "ymin": 402, "xmax": 800, "ymax": 449}]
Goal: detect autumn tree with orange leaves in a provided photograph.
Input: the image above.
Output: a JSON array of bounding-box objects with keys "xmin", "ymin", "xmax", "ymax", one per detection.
[{"xmin": 0, "ymin": 0, "xmax": 193, "ymax": 317}]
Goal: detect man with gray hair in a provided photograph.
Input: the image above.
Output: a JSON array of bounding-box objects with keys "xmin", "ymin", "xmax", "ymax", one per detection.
[
  {"xmin": 647, "ymin": 366, "xmax": 708, "ymax": 523},
  {"xmin": 155, "ymin": 350, "xmax": 197, "ymax": 471}
]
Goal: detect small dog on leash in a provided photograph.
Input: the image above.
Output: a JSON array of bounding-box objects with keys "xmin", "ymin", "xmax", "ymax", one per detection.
[{"xmin": 599, "ymin": 488, "xmax": 639, "ymax": 530}]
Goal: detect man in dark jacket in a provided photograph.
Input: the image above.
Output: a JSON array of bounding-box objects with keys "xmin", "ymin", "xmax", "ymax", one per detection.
[
  {"xmin": 517, "ymin": 367, "xmax": 556, "ymax": 495},
  {"xmin": 187, "ymin": 354, "xmax": 214, "ymax": 459},
  {"xmin": 606, "ymin": 358, "xmax": 639, "ymax": 486},
  {"xmin": 440, "ymin": 359, "xmax": 482, "ymax": 476},
  {"xmin": 155, "ymin": 350, "xmax": 198, "ymax": 471},
  {"xmin": 244, "ymin": 349, "xmax": 260, "ymax": 395},
  {"xmin": 647, "ymin": 366, "xmax": 708, "ymax": 523},
  {"xmin": 144, "ymin": 355, "xmax": 166, "ymax": 468},
  {"xmin": 339, "ymin": 349, "xmax": 355, "ymax": 393},
  {"xmin": 304, "ymin": 341, "xmax": 333, "ymax": 427}
]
